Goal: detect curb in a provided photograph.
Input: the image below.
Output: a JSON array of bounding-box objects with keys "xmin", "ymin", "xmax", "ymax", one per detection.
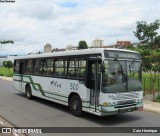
[
  {"xmin": 0, "ymin": 76, "xmax": 13, "ymax": 81},
  {"xmin": 143, "ymin": 100, "xmax": 160, "ymax": 114}
]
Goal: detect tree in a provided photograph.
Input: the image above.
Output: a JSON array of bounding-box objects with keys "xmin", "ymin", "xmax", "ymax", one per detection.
[
  {"xmin": 0, "ymin": 40, "xmax": 14, "ymax": 48},
  {"xmin": 0, "ymin": 40, "xmax": 14, "ymax": 44},
  {"xmin": 133, "ymin": 20, "xmax": 160, "ymax": 101},
  {"xmin": 78, "ymin": 41, "xmax": 88, "ymax": 50},
  {"xmin": 3, "ymin": 61, "xmax": 13, "ymax": 75}
]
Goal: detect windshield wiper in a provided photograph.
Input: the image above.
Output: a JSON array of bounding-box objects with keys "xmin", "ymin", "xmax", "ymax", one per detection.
[{"xmin": 114, "ymin": 59, "xmax": 128, "ymax": 90}]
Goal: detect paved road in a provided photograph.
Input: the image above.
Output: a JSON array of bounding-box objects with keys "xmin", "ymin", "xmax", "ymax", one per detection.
[{"xmin": 0, "ymin": 79, "xmax": 160, "ymax": 136}]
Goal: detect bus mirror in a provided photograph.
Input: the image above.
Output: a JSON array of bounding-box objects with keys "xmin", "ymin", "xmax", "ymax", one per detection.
[{"xmin": 100, "ymin": 63, "xmax": 105, "ymax": 73}]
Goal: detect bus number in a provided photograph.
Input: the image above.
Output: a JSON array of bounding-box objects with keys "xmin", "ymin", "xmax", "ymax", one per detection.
[{"xmin": 70, "ymin": 83, "xmax": 79, "ymax": 91}]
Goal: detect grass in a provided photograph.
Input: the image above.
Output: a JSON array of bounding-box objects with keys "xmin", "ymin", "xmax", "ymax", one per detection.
[
  {"xmin": 142, "ymin": 72, "xmax": 160, "ymax": 95},
  {"xmin": 0, "ymin": 67, "xmax": 13, "ymax": 77},
  {"xmin": 155, "ymin": 95, "xmax": 160, "ymax": 103}
]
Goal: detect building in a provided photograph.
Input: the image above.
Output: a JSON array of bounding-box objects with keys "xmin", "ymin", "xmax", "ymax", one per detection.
[
  {"xmin": 7, "ymin": 56, "xmax": 15, "ymax": 63},
  {"xmin": 52, "ymin": 48, "xmax": 66, "ymax": 52},
  {"xmin": 101, "ymin": 45, "xmax": 117, "ymax": 48},
  {"xmin": 44, "ymin": 44, "xmax": 52, "ymax": 53},
  {"xmin": 92, "ymin": 38, "xmax": 104, "ymax": 48},
  {"xmin": 0, "ymin": 57, "xmax": 7, "ymax": 67},
  {"xmin": 66, "ymin": 44, "xmax": 78, "ymax": 51},
  {"xmin": 116, "ymin": 40, "xmax": 131, "ymax": 47}
]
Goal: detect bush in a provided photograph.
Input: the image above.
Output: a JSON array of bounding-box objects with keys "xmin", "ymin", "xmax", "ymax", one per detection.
[
  {"xmin": 0, "ymin": 67, "xmax": 13, "ymax": 77},
  {"xmin": 0, "ymin": 73, "xmax": 4, "ymax": 76},
  {"xmin": 155, "ymin": 95, "xmax": 160, "ymax": 103}
]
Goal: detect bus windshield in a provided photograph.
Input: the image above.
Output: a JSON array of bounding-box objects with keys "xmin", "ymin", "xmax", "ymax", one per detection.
[{"xmin": 102, "ymin": 59, "xmax": 142, "ymax": 93}]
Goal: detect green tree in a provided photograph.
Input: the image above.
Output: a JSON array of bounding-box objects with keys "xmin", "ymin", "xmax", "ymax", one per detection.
[
  {"xmin": 78, "ymin": 41, "xmax": 88, "ymax": 50},
  {"xmin": 0, "ymin": 40, "xmax": 14, "ymax": 44},
  {"xmin": 133, "ymin": 20, "xmax": 160, "ymax": 101},
  {"xmin": 3, "ymin": 61, "xmax": 13, "ymax": 75}
]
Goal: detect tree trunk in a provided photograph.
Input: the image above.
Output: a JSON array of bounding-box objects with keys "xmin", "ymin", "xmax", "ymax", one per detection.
[{"xmin": 151, "ymin": 78, "xmax": 156, "ymax": 101}]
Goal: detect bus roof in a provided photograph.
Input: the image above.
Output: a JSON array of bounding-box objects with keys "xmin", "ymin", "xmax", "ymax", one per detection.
[{"xmin": 14, "ymin": 48, "xmax": 139, "ymax": 60}]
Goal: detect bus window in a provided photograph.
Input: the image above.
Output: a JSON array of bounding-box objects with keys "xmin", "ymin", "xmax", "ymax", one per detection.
[
  {"xmin": 34, "ymin": 59, "xmax": 43, "ymax": 75},
  {"xmin": 14, "ymin": 60, "xmax": 20, "ymax": 74},
  {"xmin": 25, "ymin": 59, "xmax": 33, "ymax": 75},
  {"xmin": 68, "ymin": 58, "xmax": 86, "ymax": 79},
  {"xmin": 76, "ymin": 58, "xmax": 86, "ymax": 79},
  {"xmin": 43, "ymin": 59, "xmax": 53, "ymax": 76},
  {"xmin": 68, "ymin": 58, "xmax": 76, "ymax": 78},
  {"xmin": 54, "ymin": 59, "xmax": 66, "ymax": 77}
]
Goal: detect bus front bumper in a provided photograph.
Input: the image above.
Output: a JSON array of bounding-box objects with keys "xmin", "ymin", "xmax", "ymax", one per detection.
[{"xmin": 101, "ymin": 103, "xmax": 143, "ymax": 116}]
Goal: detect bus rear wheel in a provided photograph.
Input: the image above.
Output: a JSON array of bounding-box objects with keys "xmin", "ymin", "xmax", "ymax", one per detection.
[
  {"xmin": 25, "ymin": 85, "xmax": 33, "ymax": 100},
  {"xmin": 69, "ymin": 95, "xmax": 82, "ymax": 117}
]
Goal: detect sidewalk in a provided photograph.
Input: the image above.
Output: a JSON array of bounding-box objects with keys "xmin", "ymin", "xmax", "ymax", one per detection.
[
  {"xmin": 0, "ymin": 76, "xmax": 13, "ymax": 81},
  {"xmin": 143, "ymin": 92, "xmax": 160, "ymax": 114},
  {"xmin": 0, "ymin": 76, "xmax": 160, "ymax": 114}
]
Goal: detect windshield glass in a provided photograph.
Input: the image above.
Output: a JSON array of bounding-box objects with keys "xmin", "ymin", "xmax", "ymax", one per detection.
[{"xmin": 102, "ymin": 60, "xmax": 142, "ymax": 93}]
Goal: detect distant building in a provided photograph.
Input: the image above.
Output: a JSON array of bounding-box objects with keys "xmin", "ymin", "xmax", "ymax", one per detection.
[
  {"xmin": 101, "ymin": 45, "xmax": 117, "ymax": 48},
  {"xmin": 52, "ymin": 48, "xmax": 66, "ymax": 52},
  {"xmin": 0, "ymin": 57, "xmax": 7, "ymax": 67},
  {"xmin": 66, "ymin": 44, "xmax": 78, "ymax": 51},
  {"xmin": 116, "ymin": 40, "xmax": 131, "ymax": 47},
  {"xmin": 0, "ymin": 56, "xmax": 15, "ymax": 67},
  {"xmin": 7, "ymin": 56, "xmax": 15, "ymax": 63},
  {"xmin": 27, "ymin": 52, "xmax": 36, "ymax": 55},
  {"xmin": 44, "ymin": 44, "xmax": 52, "ymax": 53},
  {"xmin": 92, "ymin": 38, "xmax": 104, "ymax": 48}
]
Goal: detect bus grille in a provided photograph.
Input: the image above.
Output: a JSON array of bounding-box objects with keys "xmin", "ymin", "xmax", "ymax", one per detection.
[
  {"xmin": 117, "ymin": 100, "xmax": 136, "ymax": 105},
  {"xmin": 115, "ymin": 104, "xmax": 136, "ymax": 108}
]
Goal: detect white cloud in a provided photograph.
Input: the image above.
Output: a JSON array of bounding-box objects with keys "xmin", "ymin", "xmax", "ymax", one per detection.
[{"xmin": 0, "ymin": 0, "xmax": 160, "ymax": 55}]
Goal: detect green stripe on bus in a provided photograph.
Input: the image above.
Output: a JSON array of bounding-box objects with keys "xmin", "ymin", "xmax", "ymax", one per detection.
[{"xmin": 13, "ymin": 74, "xmax": 90, "ymax": 102}]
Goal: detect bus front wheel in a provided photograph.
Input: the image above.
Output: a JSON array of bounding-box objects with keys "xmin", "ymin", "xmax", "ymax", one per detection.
[
  {"xmin": 25, "ymin": 85, "xmax": 33, "ymax": 100},
  {"xmin": 69, "ymin": 95, "xmax": 82, "ymax": 117}
]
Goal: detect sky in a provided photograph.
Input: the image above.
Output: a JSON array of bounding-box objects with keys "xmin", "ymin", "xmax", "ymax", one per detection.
[{"xmin": 0, "ymin": 0, "xmax": 160, "ymax": 56}]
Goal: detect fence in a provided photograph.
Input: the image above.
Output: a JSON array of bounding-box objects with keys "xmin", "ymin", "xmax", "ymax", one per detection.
[{"xmin": 143, "ymin": 77, "xmax": 160, "ymax": 96}]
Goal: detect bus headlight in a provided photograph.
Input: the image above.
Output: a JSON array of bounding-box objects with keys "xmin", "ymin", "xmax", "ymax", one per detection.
[{"xmin": 103, "ymin": 102, "xmax": 110, "ymax": 107}]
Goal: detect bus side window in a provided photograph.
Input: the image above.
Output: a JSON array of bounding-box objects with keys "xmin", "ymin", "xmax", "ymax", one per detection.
[
  {"xmin": 25, "ymin": 59, "xmax": 33, "ymax": 75},
  {"xmin": 68, "ymin": 57, "xmax": 86, "ymax": 79},
  {"xmin": 54, "ymin": 58, "xmax": 65, "ymax": 77},
  {"xmin": 76, "ymin": 58, "xmax": 86, "ymax": 79},
  {"xmin": 68, "ymin": 59, "xmax": 76, "ymax": 78},
  {"xmin": 34, "ymin": 59, "xmax": 43, "ymax": 75},
  {"xmin": 42, "ymin": 59, "xmax": 53, "ymax": 76}
]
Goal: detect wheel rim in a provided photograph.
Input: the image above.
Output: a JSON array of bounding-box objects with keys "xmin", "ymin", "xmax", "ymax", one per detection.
[
  {"xmin": 27, "ymin": 90, "xmax": 30, "ymax": 97},
  {"xmin": 72, "ymin": 100, "xmax": 79, "ymax": 111}
]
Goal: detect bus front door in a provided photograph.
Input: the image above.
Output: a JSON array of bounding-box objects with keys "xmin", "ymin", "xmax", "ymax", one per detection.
[
  {"xmin": 88, "ymin": 61, "xmax": 100, "ymax": 112},
  {"xmin": 19, "ymin": 62, "xmax": 24, "ymax": 91}
]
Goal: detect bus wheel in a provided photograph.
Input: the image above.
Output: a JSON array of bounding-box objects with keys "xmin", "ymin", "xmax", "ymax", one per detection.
[
  {"xmin": 69, "ymin": 95, "xmax": 82, "ymax": 117},
  {"xmin": 25, "ymin": 85, "xmax": 33, "ymax": 100}
]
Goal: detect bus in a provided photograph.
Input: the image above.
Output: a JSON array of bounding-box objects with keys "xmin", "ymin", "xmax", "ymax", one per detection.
[{"xmin": 13, "ymin": 48, "xmax": 143, "ymax": 116}]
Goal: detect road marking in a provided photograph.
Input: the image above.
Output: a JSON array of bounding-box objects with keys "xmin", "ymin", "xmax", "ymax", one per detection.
[
  {"xmin": 13, "ymin": 132, "xmax": 19, "ymax": 136},
  {"xmin": 0, "ymin": 121, "xmax": 4, "ymax": 125}
]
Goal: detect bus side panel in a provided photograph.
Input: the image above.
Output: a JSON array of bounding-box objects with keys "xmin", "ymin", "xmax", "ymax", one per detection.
[
  {"xmin": 13, "ymin": 75, "xmax": 25, "ymax": 93},
  {"xmin": 66, "ymin": 79, "xmax": 89, "ymax": 109},
  {"xmin": 22, "ymin": 75, "xmax": 69, "ymax": 104},
  {"xmin": 13, "ymin": 75, "xmax": 20, "ymax": 91}
]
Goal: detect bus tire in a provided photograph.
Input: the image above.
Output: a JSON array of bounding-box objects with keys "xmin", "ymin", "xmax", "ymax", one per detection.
[
  {"xmin": 69, "ymin": 95, "xmax": 82, "ymax": 117},
  {"xmin": 25, "ymin": 85, "xmax": 33, "ymax": 100}
]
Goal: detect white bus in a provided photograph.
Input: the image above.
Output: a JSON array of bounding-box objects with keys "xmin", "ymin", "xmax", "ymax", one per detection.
[{"xmin": 13, "ymin": 48, "xmax": 143, "ymax": 116}]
